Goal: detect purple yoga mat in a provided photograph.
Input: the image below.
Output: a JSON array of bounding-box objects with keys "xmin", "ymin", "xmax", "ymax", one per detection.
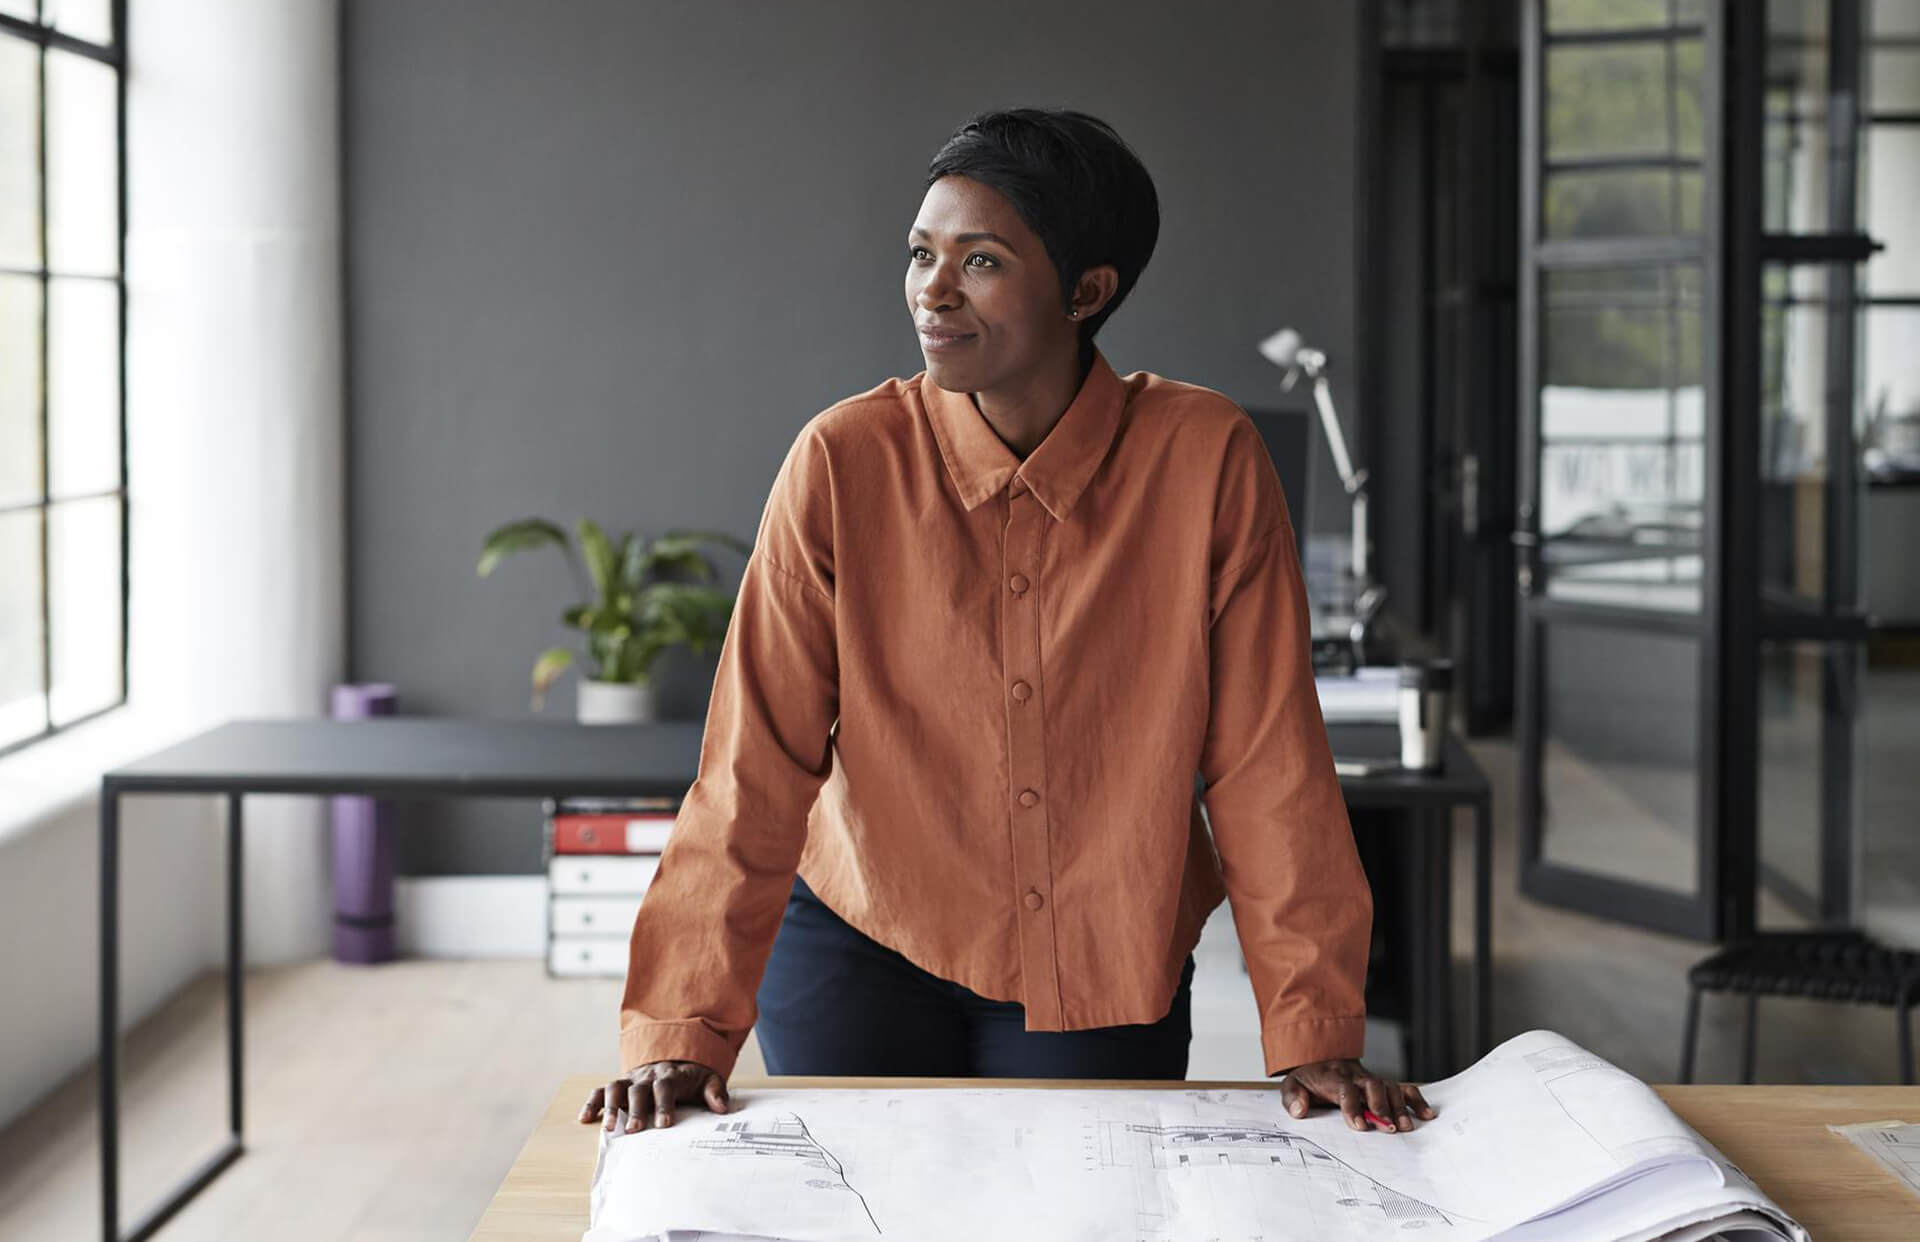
[{"xmin": 330, "ymin": 683, "xmax": 397, "ymax": 963}]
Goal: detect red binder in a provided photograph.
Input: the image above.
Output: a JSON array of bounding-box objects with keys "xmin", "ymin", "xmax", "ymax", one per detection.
[{"xmin": 551, "ymin": 810, "xmax": 676, "ymax": 854}]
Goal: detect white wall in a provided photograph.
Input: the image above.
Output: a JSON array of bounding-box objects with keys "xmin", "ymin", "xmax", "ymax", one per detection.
[{"xmin": 0, "ymin": 0, "xmax": 344, "ymax": 1128}]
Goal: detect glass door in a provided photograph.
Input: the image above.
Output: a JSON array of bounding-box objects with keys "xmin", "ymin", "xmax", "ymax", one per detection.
[
  {"xmin": 1747, "ymin": 0, "xmax": 1920, "ymax": 940},
  {"xmin": 1514, "ymin": 0, "xmax": 1727, "ymax": 938}
]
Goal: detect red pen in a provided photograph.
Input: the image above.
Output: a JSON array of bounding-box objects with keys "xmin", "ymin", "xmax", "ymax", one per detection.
[{"xmin": 1363, "ymin": 1108, "xmax": 1398, "ymax": 1130}]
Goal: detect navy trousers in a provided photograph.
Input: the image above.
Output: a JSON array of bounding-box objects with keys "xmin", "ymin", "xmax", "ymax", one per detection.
[{"xmin": 754, "ymin": 872, "xmax": 1195, "ymax": 1079}]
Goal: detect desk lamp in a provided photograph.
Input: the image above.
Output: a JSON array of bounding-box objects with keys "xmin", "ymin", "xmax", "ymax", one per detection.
[{"xmin": 1258, "ymin": 326, "xmax": 1386, "ymax": 668}]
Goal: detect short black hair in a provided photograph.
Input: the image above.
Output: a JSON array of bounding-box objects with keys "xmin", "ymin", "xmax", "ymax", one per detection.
[{"xmin": 925, "ymin": 108, "xmax": 1159, "ymax": 365}]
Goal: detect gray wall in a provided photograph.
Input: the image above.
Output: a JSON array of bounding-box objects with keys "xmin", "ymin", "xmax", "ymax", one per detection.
[{"xmin": 344, "ymin": 0, "xmax": 1365, "ymax": 875}]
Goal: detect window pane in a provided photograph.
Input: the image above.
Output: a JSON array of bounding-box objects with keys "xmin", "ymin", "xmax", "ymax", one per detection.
[
  {"xmin": 0, "ymin": 274, "xmax": 41, "ymax": 508},
  {"xmin": 1539, "ymin": 265, "xmax": 1705, "ymax": 613},
  {"xmin": 1858, "ymin": 646, "xmax": 1920, "ymax": 947},
  {"xmin": 48, "ymin": 492, "xmax": 120, "ymax": 725},
  {"xmin": 1869, "ymin": 50, "xmax": 1920, "ymax": 112},
  {"xmin": 44, "ymin": 0, "xmax": 114, "ymax": 46},
  {"xmin": 1757, "ymin": 264, "xmax": 1849, "ymax": 608},
  {"xmin": 1863, "ymin": 125, "xmax": 1920, "ymax": 298},
  {"xmin": 0, "ymin": 3, "xmax": 37, "ymax": 23},
  {"xmin": 1546, "ymin": 0, "xmax": 1673, "ymax": 32},
  {"xmin": 1764, "ymin": 1, "xmax": 1834, "ymax": 234},
  {"xmin": 1539, "ymin": 619, "xmax": 1701, "ymax": 894},
  {"xmin": 1756, "ymin": 639, "xmax": 1837, "ymax": 908},
  {"xmin": 1863, "ymin": 306, "xmax": 1920, "ymax": 479},
  {"xmin": 1546, "ymin": 38, "xmax": 1704, "ymax": 162},
  {"xmin": 1544, "ymin": 166, "xmax": 1702, "ymax": 237},
  {"xmin": 0, "ymin": 507, "xmax": 45, "ymax": 748},
  {"xmin": 47, "ymin": 276, "xmax": 118, "ymax": 498},
  {"xmin": 0, "ymin": 38, "xmax": 39, "ymax": 271},
  {"xmin": 46, "ymin": 50, "xmax": 117, "ymax": 278}
]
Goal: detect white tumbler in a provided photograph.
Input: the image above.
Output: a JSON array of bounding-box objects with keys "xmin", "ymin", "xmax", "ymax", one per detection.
[{"xmin": 1398, "ymin": 659, "xmax": 1453, "ymax": 772}]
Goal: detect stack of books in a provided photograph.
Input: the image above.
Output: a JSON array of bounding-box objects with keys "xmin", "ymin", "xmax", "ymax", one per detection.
[{"xmin": 543, "ymin": 795, "xmax": 679, "ymax": 978}]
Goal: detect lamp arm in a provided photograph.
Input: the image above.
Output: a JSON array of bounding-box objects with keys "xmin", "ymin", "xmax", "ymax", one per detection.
[{"xmin": 1310, "ymin": 373, "xmax": 1364, "ymax": 496}]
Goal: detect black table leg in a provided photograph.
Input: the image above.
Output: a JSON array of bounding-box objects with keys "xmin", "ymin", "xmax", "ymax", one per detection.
[
  {"xmin": 100, "ymin": 790, "xmax": 246, "ymax": 1242},
  {"xmin": 1473, "ymin": 793, "xmax": 1492, "ymax": 1062},
  {"xmin": 1429, "ymin": 807, "xmax": 1456, "ymax": 1077},
  {"xmin": 227, "ymin": 793, "xmax": 245, "ymax": 1141},
  {"xmin": 1403, "ymin": 809, "xmax": 1446, "ymax": 1083},
  {"xmin": 99, "ymin": 780, "xmax": 119, "ymax": 1242}
]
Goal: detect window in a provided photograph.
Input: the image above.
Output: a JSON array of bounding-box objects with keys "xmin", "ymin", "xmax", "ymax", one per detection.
[{"xmin": 0, "ymin": 1, "xmax": 126, "ymax": 757}]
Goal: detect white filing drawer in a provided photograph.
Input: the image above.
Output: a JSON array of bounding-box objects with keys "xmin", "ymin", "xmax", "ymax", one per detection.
[
  {"xmin": 547, "ymin": 854, "xmax": 659, "ymax": 895},
  {"xmin": 551, "ymin": 894, "xmax": 645, "ymax": 935},
  {"xmin": 547, "ymin": 936, "xmax": 629, "ymax": 978}
]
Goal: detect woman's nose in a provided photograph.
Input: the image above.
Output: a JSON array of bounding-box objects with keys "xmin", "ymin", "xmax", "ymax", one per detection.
[{"xmin": 915, "ymin": 267, "xmax": 960, "ymax": 312}]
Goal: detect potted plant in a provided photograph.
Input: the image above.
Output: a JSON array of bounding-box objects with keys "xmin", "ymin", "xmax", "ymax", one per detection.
[{"xmin": 477, "ymin": 517, "xmax": 750, "ymax": 723}]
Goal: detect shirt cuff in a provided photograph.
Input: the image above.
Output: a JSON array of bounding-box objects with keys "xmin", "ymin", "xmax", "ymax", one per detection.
[
  {"xmin": 619, "ymin": 1019, "xmax": 740, "ymax": 1080},
  {"xmin": 1260, "ymin": 1015, "xmax": 1368, "ymax": 1079}
]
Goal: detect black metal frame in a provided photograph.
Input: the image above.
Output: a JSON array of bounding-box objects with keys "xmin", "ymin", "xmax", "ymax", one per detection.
[
  {"xmin": 0, "ymin": 0, "xmax": 131, "ymax": 760},
  {"xmin": 95, "ymin": 763, "xmax": 696, "ymax": 1242},
  {"xmin": 1515, "ymin": 0, "xmax": 1733, "ymax": 942},
  {"xmin": 1745, "ymin": 0, "xmax": 1902, "ymax": 928}
]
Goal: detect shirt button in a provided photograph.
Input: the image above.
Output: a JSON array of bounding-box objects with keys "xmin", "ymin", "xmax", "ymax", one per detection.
[
  {"xmin": 1018, "ymin": 788, "xmax": 1039, "ymax": 807},
  {"xmin": 1009, "ymin": 477, "xmax": 1027, "ymax": 496},
  {"xmin": 1010, "ymin": 680, "xmax": 1032, "ymax": 702},
  {"xmin": 1009, "ymin": 573, "xmax": 1030, "ymax": 594},
  {"xmin": 1024, "ymin": 889, "xmax": 1045, "ymax": 911}
]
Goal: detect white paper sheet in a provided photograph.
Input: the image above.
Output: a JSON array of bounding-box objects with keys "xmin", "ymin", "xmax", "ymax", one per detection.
[
  {"xmin": 584, "ymin": 1029, "xmax": 1809, "ymax": 1242},
  {"xmin": 1826, "ymin": 1118, "xmax": 1920, "ymax": 1199}
]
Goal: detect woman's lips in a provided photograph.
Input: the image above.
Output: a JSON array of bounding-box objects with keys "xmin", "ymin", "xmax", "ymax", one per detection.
[{"xmin": 919, "ymin": 330, "xmax": 977, "ymax": 350}]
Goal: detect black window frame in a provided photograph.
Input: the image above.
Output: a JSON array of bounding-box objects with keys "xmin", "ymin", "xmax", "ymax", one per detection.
[{"xmin": 0, "ymin": 0, "xmax": 129, "ymax": 760}]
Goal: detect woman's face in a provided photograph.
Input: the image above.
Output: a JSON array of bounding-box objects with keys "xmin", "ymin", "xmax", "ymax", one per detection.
[{"xmin": 905, "ymin": 175, "xmax": 1082, "ymax": 394}]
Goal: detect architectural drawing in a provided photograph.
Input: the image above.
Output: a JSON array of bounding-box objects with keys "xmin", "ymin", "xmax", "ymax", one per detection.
[
  {"xmin": 1094, "ymin": 1118, "xmax": 1463, "ymax": 1235},
  {"xmin": 691, "ymin": 1114, "xmax": 880, "ymax": 1234},
  {"xmin": 586, "ymin": 1032, "xmax": 1813, "ymax": 1242}
]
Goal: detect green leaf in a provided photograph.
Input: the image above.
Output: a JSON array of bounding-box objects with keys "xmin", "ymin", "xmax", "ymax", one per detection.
[
  {"xmin": 577, "ymin": 519, "xmax": 615, "ymax": 600},
  {"xmin": 477, "ymin": 518, "xmax": 570, "ymax": 578},
  {"xmin": 530, "ymin": 646, "xmax": 576, "ymax": 711},
  {"xmin": 662, "ymin": 528, "xmax": 754, "ymax": 557},
  {"xmin": 562, "ymin": 604, "xmax": 592, "ymax": 629},
  {"xmin": 620, "ymin": 531, "xmax": 649, "ymax": 592},
  {"xmin": 610, "ymin": 532, "xmax": 636, "ymax": 593},
  {"xmin": 639, "ymin": 529, "xmax": 753, "ymax": 582}
]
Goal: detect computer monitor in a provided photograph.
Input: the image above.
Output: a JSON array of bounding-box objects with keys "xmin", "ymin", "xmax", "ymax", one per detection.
[{"xmin": 1241, "ymin": 406, "xmax": 1312, "ymax": 569}]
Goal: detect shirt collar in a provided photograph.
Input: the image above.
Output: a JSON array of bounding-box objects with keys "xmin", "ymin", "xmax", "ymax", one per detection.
[{"xmin": 920, "ymin": 347, "xmax": 1128, "ymax": 522}]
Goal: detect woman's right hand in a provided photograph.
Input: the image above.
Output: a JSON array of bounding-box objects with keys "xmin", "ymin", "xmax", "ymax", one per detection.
[{"xmin": 578, "ymin": 1060, "xmax": 731, "ymax": 1133}]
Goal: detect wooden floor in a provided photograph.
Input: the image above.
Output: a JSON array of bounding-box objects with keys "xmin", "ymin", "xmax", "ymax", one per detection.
[{"xmin": 3, "ymin": 735, "xmax": 1912, "ymax": 1242}]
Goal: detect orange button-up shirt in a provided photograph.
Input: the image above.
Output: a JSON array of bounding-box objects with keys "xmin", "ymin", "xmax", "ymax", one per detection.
[{"xmin": 619, "ymin": 347, "xmax": 1373, "ymax": 1080}]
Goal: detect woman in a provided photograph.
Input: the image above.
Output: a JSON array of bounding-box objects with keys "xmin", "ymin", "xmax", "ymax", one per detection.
[{"xmin": 580, "ymin": 108, "xmax": 1434, "ymax": 1138}]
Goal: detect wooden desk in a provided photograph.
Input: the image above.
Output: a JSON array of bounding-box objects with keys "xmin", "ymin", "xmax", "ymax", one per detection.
[{"xmin": 470, "ymin": 1075, "xmax": 1920, "ymax": 1240}]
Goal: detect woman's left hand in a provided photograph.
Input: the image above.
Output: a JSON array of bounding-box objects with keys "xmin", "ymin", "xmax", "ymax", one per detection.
[{"xmin": 1278, "ymin": 1057, "xmax": 1436, "ymax": 1133}]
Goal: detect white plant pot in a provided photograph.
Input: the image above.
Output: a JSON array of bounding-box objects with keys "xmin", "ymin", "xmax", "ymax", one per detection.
[{"xmin": 576, "ymin": 679, "xmax": 656, "ymax": 724}]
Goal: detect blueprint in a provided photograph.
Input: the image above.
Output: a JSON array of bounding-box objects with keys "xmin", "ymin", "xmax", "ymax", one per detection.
[
  {"xmin": 1827, "ymin": 1118, "xmax": 1920, "ymax": 1199},
  {"xmin": 583, "ymin": 1028, "xmax": 1810, "ymax": 1242}
]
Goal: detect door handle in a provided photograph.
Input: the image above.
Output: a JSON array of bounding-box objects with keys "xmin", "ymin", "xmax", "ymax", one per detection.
[{"xmin": 1510, "ymin": 530, "xmax": 1539, "ymax": 597}]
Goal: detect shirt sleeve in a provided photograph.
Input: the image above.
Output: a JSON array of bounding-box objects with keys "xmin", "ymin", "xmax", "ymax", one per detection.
[
  {"xmin": 617, "ymin": 421, "xmax": 838, "ymax": 1080},
  {"xmin": 1197, "ymin": 424, "xmax": 1374, "ymax": 1079}
]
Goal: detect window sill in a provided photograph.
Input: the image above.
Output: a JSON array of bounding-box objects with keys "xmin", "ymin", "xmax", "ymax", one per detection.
[{"xmin": 0, "ymin": 705, "xmax": 204, "ymax": 847}]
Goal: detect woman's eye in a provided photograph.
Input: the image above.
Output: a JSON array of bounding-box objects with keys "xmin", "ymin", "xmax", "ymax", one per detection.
[{"xmin": 907, "ymin": 246, "xmax": 995, "ymax": 269}]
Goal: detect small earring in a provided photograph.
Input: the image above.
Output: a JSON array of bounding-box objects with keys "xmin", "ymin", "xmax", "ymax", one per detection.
[{"xmin": 1068, "ymin": 308, "xmax": 1079, "ymax": 319}]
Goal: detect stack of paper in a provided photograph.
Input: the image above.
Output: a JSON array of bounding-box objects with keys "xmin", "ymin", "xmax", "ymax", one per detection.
[
  {"xmin": 584, "ymin": 1029, "xmax": 1810, "ymax": 1242},
  {"xmin": 1315, "ymin": 666, "xmax": 1401, "ymax": 724}
]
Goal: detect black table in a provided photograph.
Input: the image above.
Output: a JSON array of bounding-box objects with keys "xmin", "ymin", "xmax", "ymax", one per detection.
[
  {"xmin": 1327, "ymin": 725, "xmax": 1495, "ymax": 1086},
  {"xmin": 96, "ymin": 717, "xmax": 1491, "ymax": 1242}
]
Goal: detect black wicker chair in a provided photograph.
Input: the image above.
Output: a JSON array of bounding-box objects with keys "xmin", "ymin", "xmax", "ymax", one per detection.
[{"xmin": 1678, "ymin": 928, "xmax": 1920, "ymax": 1084}]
